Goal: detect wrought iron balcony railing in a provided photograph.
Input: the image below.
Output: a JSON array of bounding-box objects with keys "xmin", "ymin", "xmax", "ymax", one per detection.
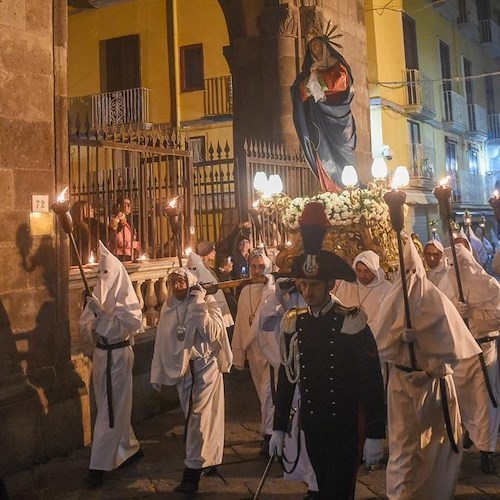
[
  {"xmin": 404, "ymin": 69, "xmax": 436, "ymax": 120},
  {"xmin": 466, "ymin": 103, "xmax": 488, "ymax": 140},
  {"xmin": 442, "ymin": 90, "xmax": 468, "ymax": 134},
  {"xmin": 204, "ymin": 76, "xmax": 233, "ymax": 117},
  {"xmin": 488, "ymin": 114, "xmax": 500, "ymax": 140},
  {"xmin": 479, "ymin": 19, "xmax": 500, "ymax": 57},
  {"xmin": 69, "ymin": 87, "xmax": 150, "ymax": 130}
]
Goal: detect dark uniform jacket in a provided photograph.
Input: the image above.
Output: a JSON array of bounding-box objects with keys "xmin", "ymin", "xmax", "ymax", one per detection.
[{"xmin": 274, "ymin": 302, "xmax": 386, "ymax": 439}]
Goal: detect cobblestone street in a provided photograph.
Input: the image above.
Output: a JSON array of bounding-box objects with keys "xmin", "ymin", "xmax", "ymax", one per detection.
[{"xmin": 4, "ymin": 368, "xmax": 500, "ymax": 499}]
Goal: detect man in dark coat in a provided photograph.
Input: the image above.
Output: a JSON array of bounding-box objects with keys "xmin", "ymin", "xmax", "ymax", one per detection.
[{"xmin": 269, "ymin": 203, "xmax": 386, "ymax": 499}]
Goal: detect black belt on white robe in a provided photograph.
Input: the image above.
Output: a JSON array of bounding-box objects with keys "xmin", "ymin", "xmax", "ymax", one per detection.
[
  {"xmin": 395, "ymin": 365, "xmax": 459, "ymax": 453},
  {"xmin": 475, "ymin": 337, "xmax": 498, "ymax": 408},
  {"xmin": 96, "ymin": 338, "xmax": 131, "ymax": 428}
]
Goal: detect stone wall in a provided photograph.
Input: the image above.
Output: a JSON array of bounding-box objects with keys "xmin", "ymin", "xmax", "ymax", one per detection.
[{"xmin": 0, "ymin": 0, "xmax": 85, "ymax": 474}]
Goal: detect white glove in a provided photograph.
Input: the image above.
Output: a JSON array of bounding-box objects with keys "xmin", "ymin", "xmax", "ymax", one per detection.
[
  {"xmin": 190, "ymin": 284, "xmax": 207, "ymax": 301},
  {"xmin": 402, "ymin": 328, "xmax": 417, "ymax": 342},
  {"xmin": 364, "ymin": 438, "xmax": 384, "ymax": 467},
  {"xmin": 151, "ymin": 383, "xmax": 162, "ymax": 393},
  {"xmin": 86, "ymin": 296, "xmax": 104, "ymax": 316},
  {"xmin": 457, "ymin": 301, "xmax": 469, "ymax": 318},
  {"xmin": 268, "ymin": 430, "xmax": 285, "ymax": 457}
]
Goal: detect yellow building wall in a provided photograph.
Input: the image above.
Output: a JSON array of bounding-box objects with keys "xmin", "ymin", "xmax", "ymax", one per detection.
[
  {"xmin": 176, "ymin": 0, "xmax": 230, "ymax": 123},
  {"xmin": 365, "ymin": 0, "xmax": 406, "ymax": 106},
  {"xmin": 68, "ymin": 0, "xmax": 171, "ymax": 124}
]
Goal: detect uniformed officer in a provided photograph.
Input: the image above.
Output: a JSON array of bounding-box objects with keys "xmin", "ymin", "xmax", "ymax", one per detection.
[{"xmin": 269, "ymin": 202, "xmax": 386, "ymax": 500}]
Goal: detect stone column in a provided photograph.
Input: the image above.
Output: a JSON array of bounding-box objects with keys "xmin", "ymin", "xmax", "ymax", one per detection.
[
  {"xmin": 257, "ymin": 2, "xmax": 300, "ymax": 149},
  {"xmin": 0, "ymin": 0, "xmax": 83, "ymax": 474}
]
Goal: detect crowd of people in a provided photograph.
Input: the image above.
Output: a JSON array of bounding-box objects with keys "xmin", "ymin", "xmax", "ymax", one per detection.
[{"xmin": 76, "ymin": 205, "xmax": 499, "ymax": 499}]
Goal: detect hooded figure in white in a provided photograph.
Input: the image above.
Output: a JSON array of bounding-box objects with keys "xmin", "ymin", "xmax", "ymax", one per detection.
[
  {"xmin": 186, "ymin": 251, "xmax": 234, "ymax": 329},
  {"xmin": 232, "ymin": 251, "xmax": 276, "ymax": 439},
  {"xmin": 334, "ymin": 250, "xmax": 393, "ymax": 340},
  {"xmin": 79, "ymin": 241, "xmax": 143, "ymax": 480},
  {"xmin": 150, "ymin": 267, "xmax": 232, "ymax": 492},
  {"xmin": 373, "ymin": 238, "xmax": 481, "ymax": 500},
  {"xmin": 438, "ymin": 240, "xmax": 500, "ymax": 462}
]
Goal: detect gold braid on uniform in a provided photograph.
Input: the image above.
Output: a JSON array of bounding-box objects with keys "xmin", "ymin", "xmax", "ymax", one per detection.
[{"xmin": 279, "ymin": 307, "xmax": 306, "ymax": 384}]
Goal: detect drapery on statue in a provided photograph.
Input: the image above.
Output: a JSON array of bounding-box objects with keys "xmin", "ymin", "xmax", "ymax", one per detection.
[{"xmin": 291, "ymin": 23, "xmax": 356, "ymax": 192}]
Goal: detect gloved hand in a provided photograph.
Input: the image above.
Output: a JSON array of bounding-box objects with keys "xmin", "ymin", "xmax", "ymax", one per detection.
[
  {"xmin": 86, "ymin": 295, "xmax": 105, "ymax": 316},
  {"xmin": 268, "ymin": 430, "xmax": 285, "ymax": 457},
  {"xmin": 402, "ymin": 328, "xmax": 417, "ymax": 342},
  {"xmin": 190, "ymin": 284, "xmax": 207, "ymax": 300},
  {"xmin": 364, "ymin": 438, "xmax": 384, "ymax": 468},
  {"xmin": 457, "ymin": 301, "xmax": 469, "ymax": 318},
  {"xmin": 151, "ymin": 383, "xmax": 162, "ymax": 393}
]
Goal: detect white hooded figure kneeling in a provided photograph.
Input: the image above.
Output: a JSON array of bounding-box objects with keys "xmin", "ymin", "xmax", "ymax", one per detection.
[
  {"xmin": 150, "ymin": 267, "xmax": 232, "ymax": 494},
  {"xmin": 80, "ymin": 241, "xmax": 144, "ymax": 488}
]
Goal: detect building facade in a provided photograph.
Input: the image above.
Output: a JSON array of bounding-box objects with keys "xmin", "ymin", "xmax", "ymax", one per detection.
[{"xmin": 366, "ymin": 0, "xmax": 500, "ymax": 241}]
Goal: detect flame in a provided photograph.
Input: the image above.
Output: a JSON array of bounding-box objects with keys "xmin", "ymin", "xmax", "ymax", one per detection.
[
  {"xmin": 494, "ymin": 190, "xmax": 499, "ymax": 198},
  {"xmin": 168, "ymin": 197, "xmax": 178, "ymax": 208},
  {"xmin": 439, "ymin": 176, "xmax": 450, "ymax": 187},
  {"xmin": 184, "ymin": 247, "xmax": 192, "ymax": 256},
  {"xmin": 286, "ymin": 240, "xmax": 292, "ymax": 247},
  {"xmin": 88, "ymin": 251, "xmax": 95, "ymax": 265},
  {"xmin": 57, "ymin": 187, "xmax": 69, "ymax": 202},
  {"xmin": 138, "ymin": 253, "xmax": 148, "ymax": 261},
  {"xmin": 252, "ymin": 200, "xmax": 260, "ymax": 208}
]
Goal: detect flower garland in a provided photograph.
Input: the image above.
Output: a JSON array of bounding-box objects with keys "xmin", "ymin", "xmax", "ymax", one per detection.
[{"xmin": 281, "ymin": 189, "xmax": 390, "ymax": 231}]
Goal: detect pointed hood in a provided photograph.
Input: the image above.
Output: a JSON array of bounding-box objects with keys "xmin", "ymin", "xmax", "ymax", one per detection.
[
  {"xmin": 372, "ymin": 238, "xmax": 480, "ymax": 364},
  {"xmin": 80, "ymin": 240, "xmax": 143, "ymax": 334}
]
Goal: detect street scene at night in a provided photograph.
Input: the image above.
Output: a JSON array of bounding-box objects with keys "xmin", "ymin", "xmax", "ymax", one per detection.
[{"xmin": 1, "ymin": 1, "xmax": 500, "ymax": 499}]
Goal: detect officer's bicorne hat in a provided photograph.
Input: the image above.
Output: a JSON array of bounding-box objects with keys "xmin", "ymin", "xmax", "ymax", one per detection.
[{"xmin": 291, "ymin": 202, "xmax": 356, "ymax": 282}]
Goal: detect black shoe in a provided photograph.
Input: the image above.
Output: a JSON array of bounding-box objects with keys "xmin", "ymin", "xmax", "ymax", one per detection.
[
  {"xmin": 84, "ymin": 469, "xmax": 105, "ymax": 489},
  {"xmin": 463, "ymin": 431, "xmax": 474, "ymax": 450},
  {"xmin": 480, "ymin": 451, "xmax": 496, "ymax": 474},
  {"xmin": 174, "ymin": 467, "xmax": 201, "ymax": 494},
  {"xmin": 120, "ymin": 447, "xmax": 144, "ymax": 468}
]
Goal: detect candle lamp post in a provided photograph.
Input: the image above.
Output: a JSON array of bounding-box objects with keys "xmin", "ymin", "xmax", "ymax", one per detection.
[
  {"xmin": 165, "ymin": 197, "xmax": 183, "ymax": 267},
  {"xmin": 433, "ymin": 178, "xmax": 465, "ymax": 304},
  {"xmin": 51, "ymin": 188, "xmax": 92, "ymax": 296},
  {"xmin": 383, "ymin": 166, "xmax": 417, "ymax": 369}
]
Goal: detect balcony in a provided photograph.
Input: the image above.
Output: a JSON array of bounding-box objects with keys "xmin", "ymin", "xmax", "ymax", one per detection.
[
  {"xmin": 404, "ymin": 69, "xmax": 436, "ymax": 121},
  {"xmin": 488, "ymin": 114, "xmax": 500, "ymax": 140},
  {"xmin": 457, "ymin": 0, "xmax": 479, "ymax": 41},
  {"xmin": 453, "ymin": 170, "xmax": 490, "ymax": 205},
  {"xmin": 442, "ymin": 90, "xmax": 468, "ymax": 134},
  {"xmin": 466, "ymin": 103, "xmax": 488, "ymax": 141},
  {"xmin": 204, "ymin": 76, "xmax": 233, "ymax": 118},
  {"xmin": 479, "ymin": 19, "xmax": 500, "ymax": 57},
  {"xmin": 69, "ymin": 87, "xmax": 150, "ymax": 131},
  {"xmin": 408, "ymin": 143, "xmax": 435, "ymax": 190},
  {"xmin": 429, "ymin": 0, "xmax": 459, "ymax": 22}
]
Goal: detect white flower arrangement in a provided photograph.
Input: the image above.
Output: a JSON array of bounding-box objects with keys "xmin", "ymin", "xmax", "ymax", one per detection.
[{"xmin": 281, "ymin": 189, "xmax": 390, "ymax": 231}]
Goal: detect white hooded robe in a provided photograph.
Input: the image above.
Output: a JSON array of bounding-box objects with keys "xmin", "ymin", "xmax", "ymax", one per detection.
[
  {"xmin": 150, "ymin": 267, "xmax": 232, "ymax": 469},
  {"xmin": 373, "ymin": 239, "xmax": 481, "ymax": 500},
  {"xmin": 80, "ymin": 241, "xmax": 143, "ymax": 471}
]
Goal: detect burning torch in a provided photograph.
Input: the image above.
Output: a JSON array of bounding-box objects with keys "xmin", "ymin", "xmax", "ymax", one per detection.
[
  {"xmin": 165, "ymin": 197, "xmax": 183, "ymax": 267},
  {"xmin": 51, "ymin": 188, "xmax": 92, "ymax": 297},
  {"xmin": 384, "ymin": 166, "xmax": 417, "ymax": 369},
  {"xmin": 433, "ymin": 177, "xmax": 465, "ymax": 304}
]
